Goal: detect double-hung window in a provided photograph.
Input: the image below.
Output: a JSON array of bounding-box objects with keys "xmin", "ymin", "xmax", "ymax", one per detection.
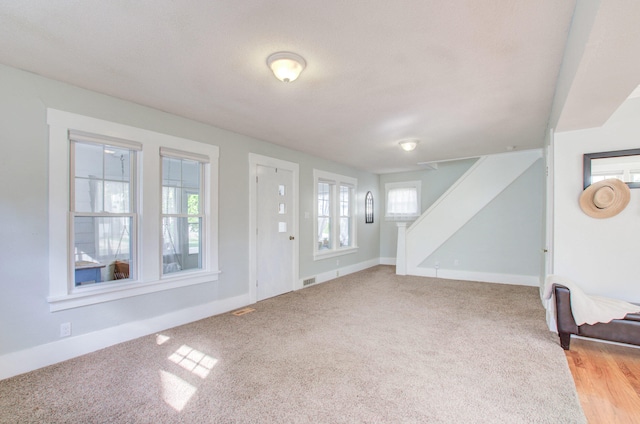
[
  {"xmin": 47, "ymin": 109, "xmax": 219, "ymax": 311},
  {"xmin": 313, "ymin": 170, "xmax": 357, "ymax": 259},
  {"xmin": 161, "ymin": 148, "xmax": 207, "ymax": 275},
  {"xmin": 70, "ymin": 132, "xmax": 140, "ymax": 286},
  {"xmin": 385, "ymin": 181, "xmax": 421, "ymax": 221}
]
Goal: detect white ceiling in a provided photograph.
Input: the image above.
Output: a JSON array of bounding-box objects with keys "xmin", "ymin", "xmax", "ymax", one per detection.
[{"xmin": 1, "ymin": 1, "xmax": 637, "ymax": 174}]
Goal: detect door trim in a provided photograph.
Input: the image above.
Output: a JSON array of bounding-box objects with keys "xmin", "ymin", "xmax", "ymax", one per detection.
[{"xmin": 248, "ymin": 153, "xmax": 299, "ymax": 304}]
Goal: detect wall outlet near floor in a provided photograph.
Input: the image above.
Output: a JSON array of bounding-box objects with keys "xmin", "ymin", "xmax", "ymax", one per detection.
[
  {"xmin": 454, "ymin": 259, "xmax": 460, "ymax": 266},
  {"xmin": 60, "ymin": 322, "xmax": 71, "ymax": 337},
  {"xmin": 434, "ymin": 261, "xmax": 440, "ymax": 269}
]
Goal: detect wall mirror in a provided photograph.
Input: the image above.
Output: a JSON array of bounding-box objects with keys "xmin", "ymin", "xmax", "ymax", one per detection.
[
  {"xmin": 365, "ymin": 191, "xmax": 374, "ymax": 223},
  {"xmin": 583, "ymin": 148, "xmax": 640, "ymax": 189}
]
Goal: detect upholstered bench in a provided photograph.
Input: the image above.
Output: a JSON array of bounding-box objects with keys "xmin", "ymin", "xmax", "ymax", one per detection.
[{"xmin": 554, "ymin": 284, "xmax": 640, "ymax": 350}]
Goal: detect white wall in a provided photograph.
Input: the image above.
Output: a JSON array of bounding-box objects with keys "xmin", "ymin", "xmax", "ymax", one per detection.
[
  {"xmin": 0, "ymin": 63, "xmax": 380, "ymax": 370},
  {"xmin": 553, "ymin": 96, "xmax": 640, "ymax": 303}
]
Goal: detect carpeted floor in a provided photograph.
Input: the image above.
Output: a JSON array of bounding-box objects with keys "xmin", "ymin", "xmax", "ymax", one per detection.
[{"xmin": 0, "ymin": 266, "xmax": 585, "ymax": 423}]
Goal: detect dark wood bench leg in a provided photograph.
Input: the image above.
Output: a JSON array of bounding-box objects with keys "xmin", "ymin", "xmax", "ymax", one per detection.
[{"xmin": 559, "ymin": 332, "xmax": 571, "ymax": 350}]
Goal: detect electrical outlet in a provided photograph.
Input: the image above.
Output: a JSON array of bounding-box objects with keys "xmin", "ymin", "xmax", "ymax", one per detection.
[
  {"xmin": 60, "ymin": 322, "xmax": 71, "ymax": 337},
  {"xmin": 434, "ymin": 261, "xmax": 440, "ymax": 269},
  {"xmin": 336, "ymin": 259, "xmax": 340, "ymax": 266},
  {"xmin": 454, "ymin": 259, "xmax": 460, "ymax": 266}
]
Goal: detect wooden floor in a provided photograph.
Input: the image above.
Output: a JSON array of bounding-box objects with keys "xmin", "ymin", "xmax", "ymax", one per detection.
[{"xmin": 565, "ymin": 337, "xmax": 640, "ymax": 424}]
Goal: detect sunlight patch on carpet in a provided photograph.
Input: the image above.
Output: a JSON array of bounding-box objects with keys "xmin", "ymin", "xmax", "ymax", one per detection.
[
  {"xmin": 168, "ymin": 345, "xmax": 218, "ymax": 379},
  {"xmin": 159, "ymin": 370, "xmax": 197, "ymax": 412},
  {"xmin": 156, "ymin": 334, "xmax": 171, "ymax": 345}
]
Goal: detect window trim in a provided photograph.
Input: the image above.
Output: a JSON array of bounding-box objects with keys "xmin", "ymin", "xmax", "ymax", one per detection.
[
  {"xmin": 313, "ymin": 169, "xmax": 358, "ymax": 260},
  {"xmin": 385, "ymin": 180, "xmax": 422, "ymax": 221},
  {"xmin": 47, "ymin": 108, "xmax": 220, "ymax": 312}
]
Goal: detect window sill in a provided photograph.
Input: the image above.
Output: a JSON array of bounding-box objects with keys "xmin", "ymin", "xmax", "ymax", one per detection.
[
  {"xmin": 384, "ymin": 215, "xmax": 419, "ymax": 222},
  {"xmin": 47, "ymin": 270, "xmax": 221, "ymax": 312},
  {"xmin": 313, "ymin": 246, "xmax": 358, "ymax": 261}
]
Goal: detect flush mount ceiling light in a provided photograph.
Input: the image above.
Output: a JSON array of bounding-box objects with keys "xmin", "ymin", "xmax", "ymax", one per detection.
[
  {"xmin": 267, "ymin": 51, "xmax": 306, "ymax": 82},
  {"xmin": 399, "ymin": 139, "xmax": 419, "ymax": 152}
]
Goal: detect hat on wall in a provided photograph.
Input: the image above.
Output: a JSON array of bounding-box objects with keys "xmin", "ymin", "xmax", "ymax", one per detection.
[{"xmin": 579, "ymin": 178, "xmax": 630, "ymax": 219}]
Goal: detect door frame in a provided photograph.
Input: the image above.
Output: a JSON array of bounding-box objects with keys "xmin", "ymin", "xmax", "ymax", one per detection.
[{"xmin": 248, "ymin": 153, "xmax": 299, "ymax": 304}]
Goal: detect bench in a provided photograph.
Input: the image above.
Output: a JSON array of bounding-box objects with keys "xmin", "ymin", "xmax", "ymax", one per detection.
[{"xmin": 554, "ymin": 284, "xmax": 640, "ymax": 350}]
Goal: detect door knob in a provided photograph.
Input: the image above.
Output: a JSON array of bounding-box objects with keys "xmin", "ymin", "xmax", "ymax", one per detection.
[{"xmin": 289, "ymin": 236, "xmax": 295, "ymax": 240}]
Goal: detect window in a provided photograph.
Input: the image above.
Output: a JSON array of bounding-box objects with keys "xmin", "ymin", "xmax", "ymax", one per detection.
[
  {"xmin": 161, "ymin": 149, "xmax": 207, "ymax": 275},
  {"xmin": 339, "ymin": 185, "xmax": 353, "ymax": 248},
  {"xmin": 70, "ymin": 132, "xmax": 140, "ymax": 286},
  {"xmin": 313, "ymin": 170, "xmax": 357, "ymax": 259},
  {"xmin": 385, "ymin": 181, "xmax": 421, "ymax": 220},
  {"xmin": 47, "ymin": 109, "xmax": 219, "ymax": 311}
]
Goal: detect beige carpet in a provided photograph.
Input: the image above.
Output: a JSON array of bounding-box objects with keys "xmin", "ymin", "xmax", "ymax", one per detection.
[{"xmin": 0, "ymin": 266, "xmax": 585, "ymax": 423}]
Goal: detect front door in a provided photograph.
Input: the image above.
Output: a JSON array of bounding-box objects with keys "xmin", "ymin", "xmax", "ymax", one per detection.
[{"xmin": 256, "ymin": 165, "xmax": 294, "ymax": 301}]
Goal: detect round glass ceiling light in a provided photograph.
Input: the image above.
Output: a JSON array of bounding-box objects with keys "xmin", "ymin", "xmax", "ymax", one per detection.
[
  {"xmin": 399, "ymin": 139, "xmax": 419, "ymax": 152},
  {"xmin": 267, "ymin": 52, "xmax": 306, "ymax": 82}
]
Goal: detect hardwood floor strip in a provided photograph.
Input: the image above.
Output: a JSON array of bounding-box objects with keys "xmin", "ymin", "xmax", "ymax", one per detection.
[{"xmin": 566, "ymin": 338, "xmax": 640, "ymax": 424}]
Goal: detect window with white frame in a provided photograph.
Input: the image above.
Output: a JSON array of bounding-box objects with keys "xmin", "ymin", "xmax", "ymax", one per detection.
[
  {"xmin": 70, "ymin": 132, "xmax": 140, "ymax": 286},
  {"xmin": 161, "ymin": 148, "xmax": 207, "ymax": 275},
  {"xmin": 385, "ymin": 181, "xmax": 421, "ymax": 220},
  {"xmin": 47, "ymin": 109, "xmax": 219, "ymax": 311},
  {"xmin": 314, "ymin": 170, "xmax": 357, "ymax": 259}
]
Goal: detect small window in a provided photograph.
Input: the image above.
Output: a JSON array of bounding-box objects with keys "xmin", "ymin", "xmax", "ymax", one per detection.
[{"xmin": 385, "ymin": 181, "xmax": 421, "ymax": 220}]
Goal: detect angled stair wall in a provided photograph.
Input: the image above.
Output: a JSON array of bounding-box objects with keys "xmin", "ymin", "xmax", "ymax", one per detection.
[{"xmin": 396, "ymin": 149, "xmax": 543, "ymax": 277}]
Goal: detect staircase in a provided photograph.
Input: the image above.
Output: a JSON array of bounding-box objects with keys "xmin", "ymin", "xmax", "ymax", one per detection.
[{"xmin": 396, "ymin": 149, "xmax": 542, "ymax": 276}]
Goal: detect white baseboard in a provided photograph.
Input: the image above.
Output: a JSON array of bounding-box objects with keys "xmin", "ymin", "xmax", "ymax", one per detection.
[
  {"xmin": 299, "ymin": 258, "xmax": 381, "ymax": 288},
  {"xmin": 0, "ymin": 294, "xmax": 250, "ymax": 381},
  {"xmin": 379, "ymin": 257, "xmax": 396, "ymax": 266},
  {"xmin": 408, "ymin": 266, "xmax": 539, "ymax": 287}
]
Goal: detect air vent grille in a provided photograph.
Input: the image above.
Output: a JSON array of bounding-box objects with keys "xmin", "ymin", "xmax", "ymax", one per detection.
[{"xmin": 303, "ymin": 277, "xmax": 316, "ymax": 286}]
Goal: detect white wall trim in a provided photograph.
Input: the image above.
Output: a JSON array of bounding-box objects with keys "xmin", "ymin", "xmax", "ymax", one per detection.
[
  {"xmin": 379, "ymin": 257, "xmax": 396, "ymax": 266},
  {"xmin": 0, "ymin": 294, "xmax": 250, "ymax": 381},
  {"xmin": 408, "ymin": 266, "xmax": 539, "ymax": 287}
]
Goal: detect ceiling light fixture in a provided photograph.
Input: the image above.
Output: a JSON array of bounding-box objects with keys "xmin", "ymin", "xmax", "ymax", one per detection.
[
  {"xmin": 399, "ymin": 139, "xmax": 419, "ymax": 152},
  {"xmin": 267, "ymin": 51, "xmax": 306, "ymax": 82}
]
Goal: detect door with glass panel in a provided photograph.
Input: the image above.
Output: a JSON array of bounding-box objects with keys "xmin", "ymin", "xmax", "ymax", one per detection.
[{"xmin": 256, "ymin": 165, "xmax": 294, "ymax": 301}]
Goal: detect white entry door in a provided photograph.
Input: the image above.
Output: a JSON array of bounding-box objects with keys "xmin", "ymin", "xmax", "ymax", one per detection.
[{"xmin": 256, "ymin": 165, "xmax": 295, "ymax": 301}]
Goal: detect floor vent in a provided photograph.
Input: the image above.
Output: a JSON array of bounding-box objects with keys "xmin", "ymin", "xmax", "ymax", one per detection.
[
  {"xmin": 231, "ymin": 307, "xmax": 255, "ymax": 316},
  {"xmin": 303, "ymin": 277, "xmax": 316, "ymax": 286}
]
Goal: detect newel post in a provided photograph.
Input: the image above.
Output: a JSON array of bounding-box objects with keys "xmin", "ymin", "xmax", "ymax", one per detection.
[{"xmin": 396, "ymin": 222, "xmax": 407, "ymax": 275}]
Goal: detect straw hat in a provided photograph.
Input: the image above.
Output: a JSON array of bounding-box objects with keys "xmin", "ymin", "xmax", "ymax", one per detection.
[{"xmin": 579, "ymin": 178, "xmax": 630, "ymax": 219}]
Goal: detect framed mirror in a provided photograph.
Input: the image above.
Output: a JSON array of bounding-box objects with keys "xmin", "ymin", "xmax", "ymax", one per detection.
[
  {"xmin": 583, "ymin": 148, "xmax": 640, "ymax": 189},
  {"xmin": 365, "ymin": 191, "xmax": 374, "ymax": 223}
]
